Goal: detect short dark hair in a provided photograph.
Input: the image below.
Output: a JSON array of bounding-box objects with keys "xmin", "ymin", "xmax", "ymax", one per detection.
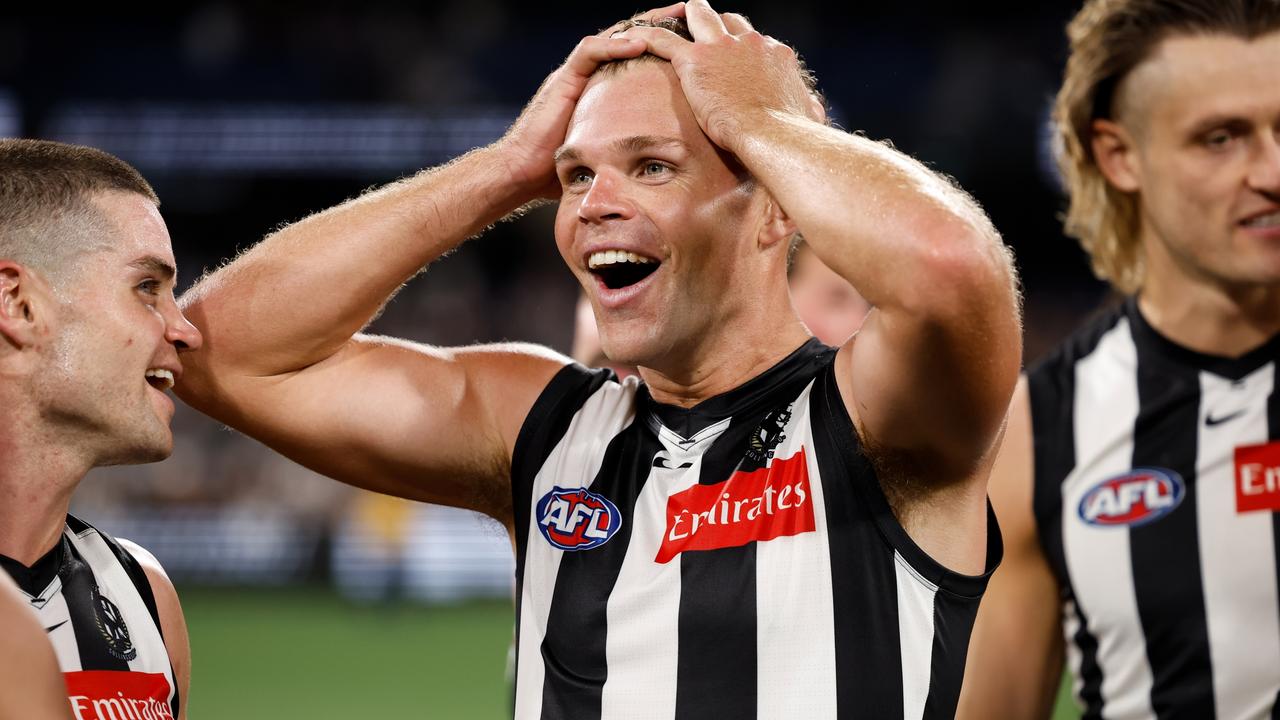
[
  {"xmin": 597, "ymin": 16, "xmax": 825, "ymax": 110},
  {"xmin": 1054, "ymin": 0, "xmax": 1280, "ymax": 293},
  {"xmin": 0, "ymin": 139, "xmax": 158, "ymax": 283}
]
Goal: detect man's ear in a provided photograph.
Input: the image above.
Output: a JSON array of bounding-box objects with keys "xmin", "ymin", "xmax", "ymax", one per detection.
[
  {"xmin": 758, "ymin": 196, "xmax": 798, "ymax": 251},
  {"xmin": 1090, "ymin": 118, "xmax": 1142, "ymax": 193},
  {"xmin": 0, "ymin": 262, "xmax": 47, "ymax": 349}
]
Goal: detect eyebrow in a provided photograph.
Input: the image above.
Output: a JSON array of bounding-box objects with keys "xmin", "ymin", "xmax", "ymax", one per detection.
[
  {"xmin": 129, "ymin": 256, "xmax": 177, "ymax": 282},
  {"xmin": 554, "ymin": 135, "xmax": 692, "ymax": 165}
]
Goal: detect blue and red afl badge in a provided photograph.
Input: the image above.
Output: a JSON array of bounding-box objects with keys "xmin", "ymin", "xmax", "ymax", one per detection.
[
  {"xmin": 536, "ymin": 487, "xmax": 622, "ymax": 551},
  {"xmin": 1078, "ymin": 467, "xmax": 1185, "ymax": 528}
]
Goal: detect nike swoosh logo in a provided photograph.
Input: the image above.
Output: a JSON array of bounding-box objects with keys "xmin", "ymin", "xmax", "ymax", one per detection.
[
  {"xmin": 1206, "ymin": 409, "xmax": 1246, "ymax": 426},
  {"xmin": 44, "ymin": 620, "xmax": 68, "ymax": 633}
]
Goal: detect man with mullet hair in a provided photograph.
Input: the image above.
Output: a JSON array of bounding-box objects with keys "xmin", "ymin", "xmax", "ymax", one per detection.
[
  {"xmin": 178, "ymin": 2, "xmax": 1020, "ymax": 717},
  {"xmin": 960, "ymin": 1, "xmax": 1280, "ymax": 718},
  {"xmin": 0, "ymin": 139, "xmax": 199, "ymax": 719}
]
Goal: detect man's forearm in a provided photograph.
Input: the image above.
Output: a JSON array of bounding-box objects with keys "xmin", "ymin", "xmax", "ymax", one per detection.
[
  {"xmin": 734, "ymin": 111, "xmax": 1013, "ymax": 315},
  {"xmin": 179, "ymin": 143, "xmax": 535, "ymax": 380}
]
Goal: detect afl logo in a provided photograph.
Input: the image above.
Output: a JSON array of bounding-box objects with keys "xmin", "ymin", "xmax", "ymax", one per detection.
[
  {"xmin": 537, "ymin": 487, "xmax": 622, "ymax": 551},
  {"xmin": 1078, "ymin": 468, "xmax": 1185, "ymax": 528}
]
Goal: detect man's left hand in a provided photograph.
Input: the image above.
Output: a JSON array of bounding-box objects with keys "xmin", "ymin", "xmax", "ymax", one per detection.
[{"xmin": 618, "ymin": 0, "xmax": 824, "ymax": 154}]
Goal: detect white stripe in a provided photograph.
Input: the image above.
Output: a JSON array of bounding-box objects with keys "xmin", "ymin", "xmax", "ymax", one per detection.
[
  {"xmin": 64, "ymin": 529, "xmax": 174, "ymax": 694},
  {"xmin": 39, "ymin": 591, "xmax": 82, "ymax": 673},
  {"xmin": 894, "ymin": 551, "xmax": 937, "ymax": 720},
  {"xmin": 1197, "ymin": 363, "xmax": 1279, "ymax": 720},
  {"xmin": 1061, "ymin": 318, "xmax": 1155, "ymax": 720},
  {"xmin": 756, "ymin": 382, "xmax": 837, "ymax": 720},
  {"xmin": 1061, "ymin": 599, "xmax": 1084, "ymax": 706},
  {"xmin": 599, "ymin": 416, "xmax": 716, "ymax": 720},
  {"xmin": 515, "ymin": 378, "xmax": 639, "ymax": 719}
]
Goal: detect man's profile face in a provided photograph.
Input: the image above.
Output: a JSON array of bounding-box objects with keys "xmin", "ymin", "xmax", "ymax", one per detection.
[
  {"xmin": 1118, "ymin": 31, "xmax": 1280, "ymax": 287},
  {"xmin": 39, "ymin": 191, "xmax": 202, "ymax": 465},
  {"xmin": 553, "ymin": 60, "xmax": 768, "ymax": 370}
]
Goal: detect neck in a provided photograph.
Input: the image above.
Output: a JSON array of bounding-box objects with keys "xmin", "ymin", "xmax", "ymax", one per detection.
[
  {"xmin": 640, "ymin": 310, "xmax": 812, "ymax": 408},
  {"xmin": 1138, "ymin": 244, "xmax": 1280, "ymax": 358},
  {"xmin": 0, "ymin": 405, "xmax": 89, "ymax": 565}
]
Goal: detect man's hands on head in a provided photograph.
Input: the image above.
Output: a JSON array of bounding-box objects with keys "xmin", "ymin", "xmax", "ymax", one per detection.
[
  {"xmin": 496, "ymin": 3, "xmax": 686, "ymax": 201},
  {"xmin": 617, "ymin": 0, "xmax": 825, "ymax": 155}
]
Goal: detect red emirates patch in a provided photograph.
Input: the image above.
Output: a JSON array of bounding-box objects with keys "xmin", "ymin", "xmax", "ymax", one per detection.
[
  {"xmin": 1236, "ymin": 440, "xmax": 1280, "ymax": 514},
  {"xmin": 656, "ymin": 447, "xmax": 815, "ymax": 564},
  {"xmin": 64, "ymin": 670, "xmax": 173, "ymax": 720}
]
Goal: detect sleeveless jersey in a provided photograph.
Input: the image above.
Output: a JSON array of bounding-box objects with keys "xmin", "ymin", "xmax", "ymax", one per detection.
[
  {"xmin": 511, "ymin": 339, "xmax": 1002, "ymax": 720},
  {"xmin": 0, "ymin": 515, "xmax": 179, "ymax": 720},
  {"xmin": 1029, "ymin": 297, "xmax": 1280, "ymax": 719}
]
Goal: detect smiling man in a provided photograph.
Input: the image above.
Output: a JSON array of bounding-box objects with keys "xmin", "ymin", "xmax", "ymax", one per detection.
[
  {"xmin": 959, "ymin": 1, "xmax": 1280, "ymax": 718},
  {"xmin": 178, "ymin": 2, "xmax": 1020, "ymax": 717},
  {"xmin": 0, "ymin": 139, "xmax": 200, "ymax": 719}
]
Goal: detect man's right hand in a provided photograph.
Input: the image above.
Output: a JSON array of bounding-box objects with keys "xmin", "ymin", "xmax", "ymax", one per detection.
[{"xmin": 496, "ymin": 3, "xmax": 685, "ymax": 200}]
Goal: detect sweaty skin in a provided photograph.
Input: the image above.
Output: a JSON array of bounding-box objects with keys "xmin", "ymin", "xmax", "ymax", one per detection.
[{"xmin": 177, "ymin": 1, "xmax": 1018, "ymax": 581}]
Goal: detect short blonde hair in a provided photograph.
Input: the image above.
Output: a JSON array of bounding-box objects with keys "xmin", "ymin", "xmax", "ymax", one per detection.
[{"xmin": 1053, "ymin": 0, "xmax": 1280, "ymax": 294}]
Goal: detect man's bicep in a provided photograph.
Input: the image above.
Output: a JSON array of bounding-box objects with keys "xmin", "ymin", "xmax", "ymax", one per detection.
[
  {"xmin": 842, "ymin": 300, "xmax": 1019, "ymax": 476},
  {"xmin": 186, "ymin": 337, "xmax": 568, "ymax": 518}
]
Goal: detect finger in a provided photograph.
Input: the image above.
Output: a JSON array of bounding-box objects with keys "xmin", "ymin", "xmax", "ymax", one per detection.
[
  {"xmin": 634, "ymin": 2, "xmax": 687, "ymax": 23},
  {"xmin": 614, "ymin": 25, "xmax": 690, "ymax": 62},
  {"xmin": 720, "ymin": 12, "xmax": 754, "ymax": 35},
  {"xmin": 598, "ymin": 3, "xmax": 686, "ymax": 38},
  {"xmin": 684, "ymin": 0, "xmax": 729, "ymax": 39},
  {"xmin": 564, "ymin": 35, "xmax": 647, "ymax": 77}
]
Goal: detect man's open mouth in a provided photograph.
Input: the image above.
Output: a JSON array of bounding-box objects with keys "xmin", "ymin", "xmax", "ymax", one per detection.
[
  {"xmin": 145, "ymin": 368, "xmax": 175, "ymax": 391},
  {"xmin": 588, "ymin": 250, "xmax": 660, "ymax": 290}
]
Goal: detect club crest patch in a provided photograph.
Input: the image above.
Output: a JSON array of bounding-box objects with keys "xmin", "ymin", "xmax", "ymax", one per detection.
[
  {"xmin": 536, "ymin": 487, "xmax": 622, "ymax": 551},
  {"xmin": 93, "ymin": 587, "xmax": 137, "ymax": 661}
]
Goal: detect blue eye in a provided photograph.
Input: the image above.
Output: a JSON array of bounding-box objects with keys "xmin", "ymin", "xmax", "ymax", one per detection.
[
  {"xmin": 137, "ymin": 279, "xmax": 160, "ymax": 295},
  {"xmin": 642, "ymin": 162, "xmax": 669, "ymax": 176}
]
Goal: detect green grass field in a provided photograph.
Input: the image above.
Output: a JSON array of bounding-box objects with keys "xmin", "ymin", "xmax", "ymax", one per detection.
[
  {"xmin": 184, "ymin": 588, "xmax": 514, "ymax": 718},
  {"xmin": 184, "ymin": 586, "xmax": 1083, "ymax": 718}
]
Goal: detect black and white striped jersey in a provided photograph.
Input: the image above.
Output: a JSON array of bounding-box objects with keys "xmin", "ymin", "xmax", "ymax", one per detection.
[
  {"xmin": 511, "ymin": 339, "xmax": 1002, "ymax": 720},
  {"xmin": 0, "ymin": 515, "xmax": 179, "ymax": 720},
  {"xmin": 1030, "ymin": 297, "xmax": 1280, "ymax": 720}
]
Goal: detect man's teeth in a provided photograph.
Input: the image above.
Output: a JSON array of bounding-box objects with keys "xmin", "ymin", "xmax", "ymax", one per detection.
[
  {"xmin": 145, "ymin": 369, "xmax": 175, "ymax": 391},
  {"xmin": 588, "ymin": 250, "xmax": 656, "ymax": 270},
  {"xmin": 1243, "ymin": 210, "xmax": 1280, "ymax": 228}
]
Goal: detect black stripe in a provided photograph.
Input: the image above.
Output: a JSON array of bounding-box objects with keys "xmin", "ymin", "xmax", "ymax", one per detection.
[
  {"xmin": 511, "ymin": 364, "xmax": 615, "ymax": 588},
  {"xmin": 811, "ymin": 365, "xmax": 904, "ymax": 720},
  {"xmin": 82, "ymin": 518, "xmax": 163, "ymax": 633},
  {"xmin": 1130, "ymin": 350, "xmax": 1214, "ymax": 718},
  {"xmin": 86, "ymin": 521, "xmax": 180, "ymax": 716},
  {"xmin": 672, "ymin": 409, "xmax": 764, "ymax": 720},
  {"xmin": 537, "ymin": 418, "xmax": 662, "ymax": 720},
  {"xmin": 923, "ymin": 503, "xmax": 1001, "ymax": 719},
  {"xmin": 1027, "ymin": 307, "xmax": 1125, "ymax": 717},
  {"xmin": 59, "ymin": 537, "xmax": 131, "ymax": 672},
  {"xmin": 509, "ymin": 362, "xmax": 612, "ymax": 715}
]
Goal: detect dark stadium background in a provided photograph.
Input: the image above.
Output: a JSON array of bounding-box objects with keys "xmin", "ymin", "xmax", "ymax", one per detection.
[{"xmin": 3, "ymin": 3, "xmax": 1094, "ymax": 717}]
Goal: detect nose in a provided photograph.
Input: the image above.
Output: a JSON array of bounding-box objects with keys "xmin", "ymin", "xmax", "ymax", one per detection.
[
  {"xmin": 165, "ymin": 303, "xmax": 204, "ymax": 352},
  {"xmin": 1248, "ymin": 130, "xmax": 1280, "ymax": 196},
  {"xmin": 578, "ymin": 170, "xmax": 634, "ymax": 224}
]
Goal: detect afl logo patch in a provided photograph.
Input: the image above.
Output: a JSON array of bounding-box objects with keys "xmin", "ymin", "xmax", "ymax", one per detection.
[
  {"xmin": 1078, "ymin": 468, "xmax": 1185, "ymax": 528},
  {"xmin": 536, "ymin": 487, "xmax": 622, "ymax": 551}
]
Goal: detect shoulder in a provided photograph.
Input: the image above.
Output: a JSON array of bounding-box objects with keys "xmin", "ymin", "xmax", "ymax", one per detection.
[{"xmin": 1026, "ymin": 299, "xmax": 1129, "ymax": 405}]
